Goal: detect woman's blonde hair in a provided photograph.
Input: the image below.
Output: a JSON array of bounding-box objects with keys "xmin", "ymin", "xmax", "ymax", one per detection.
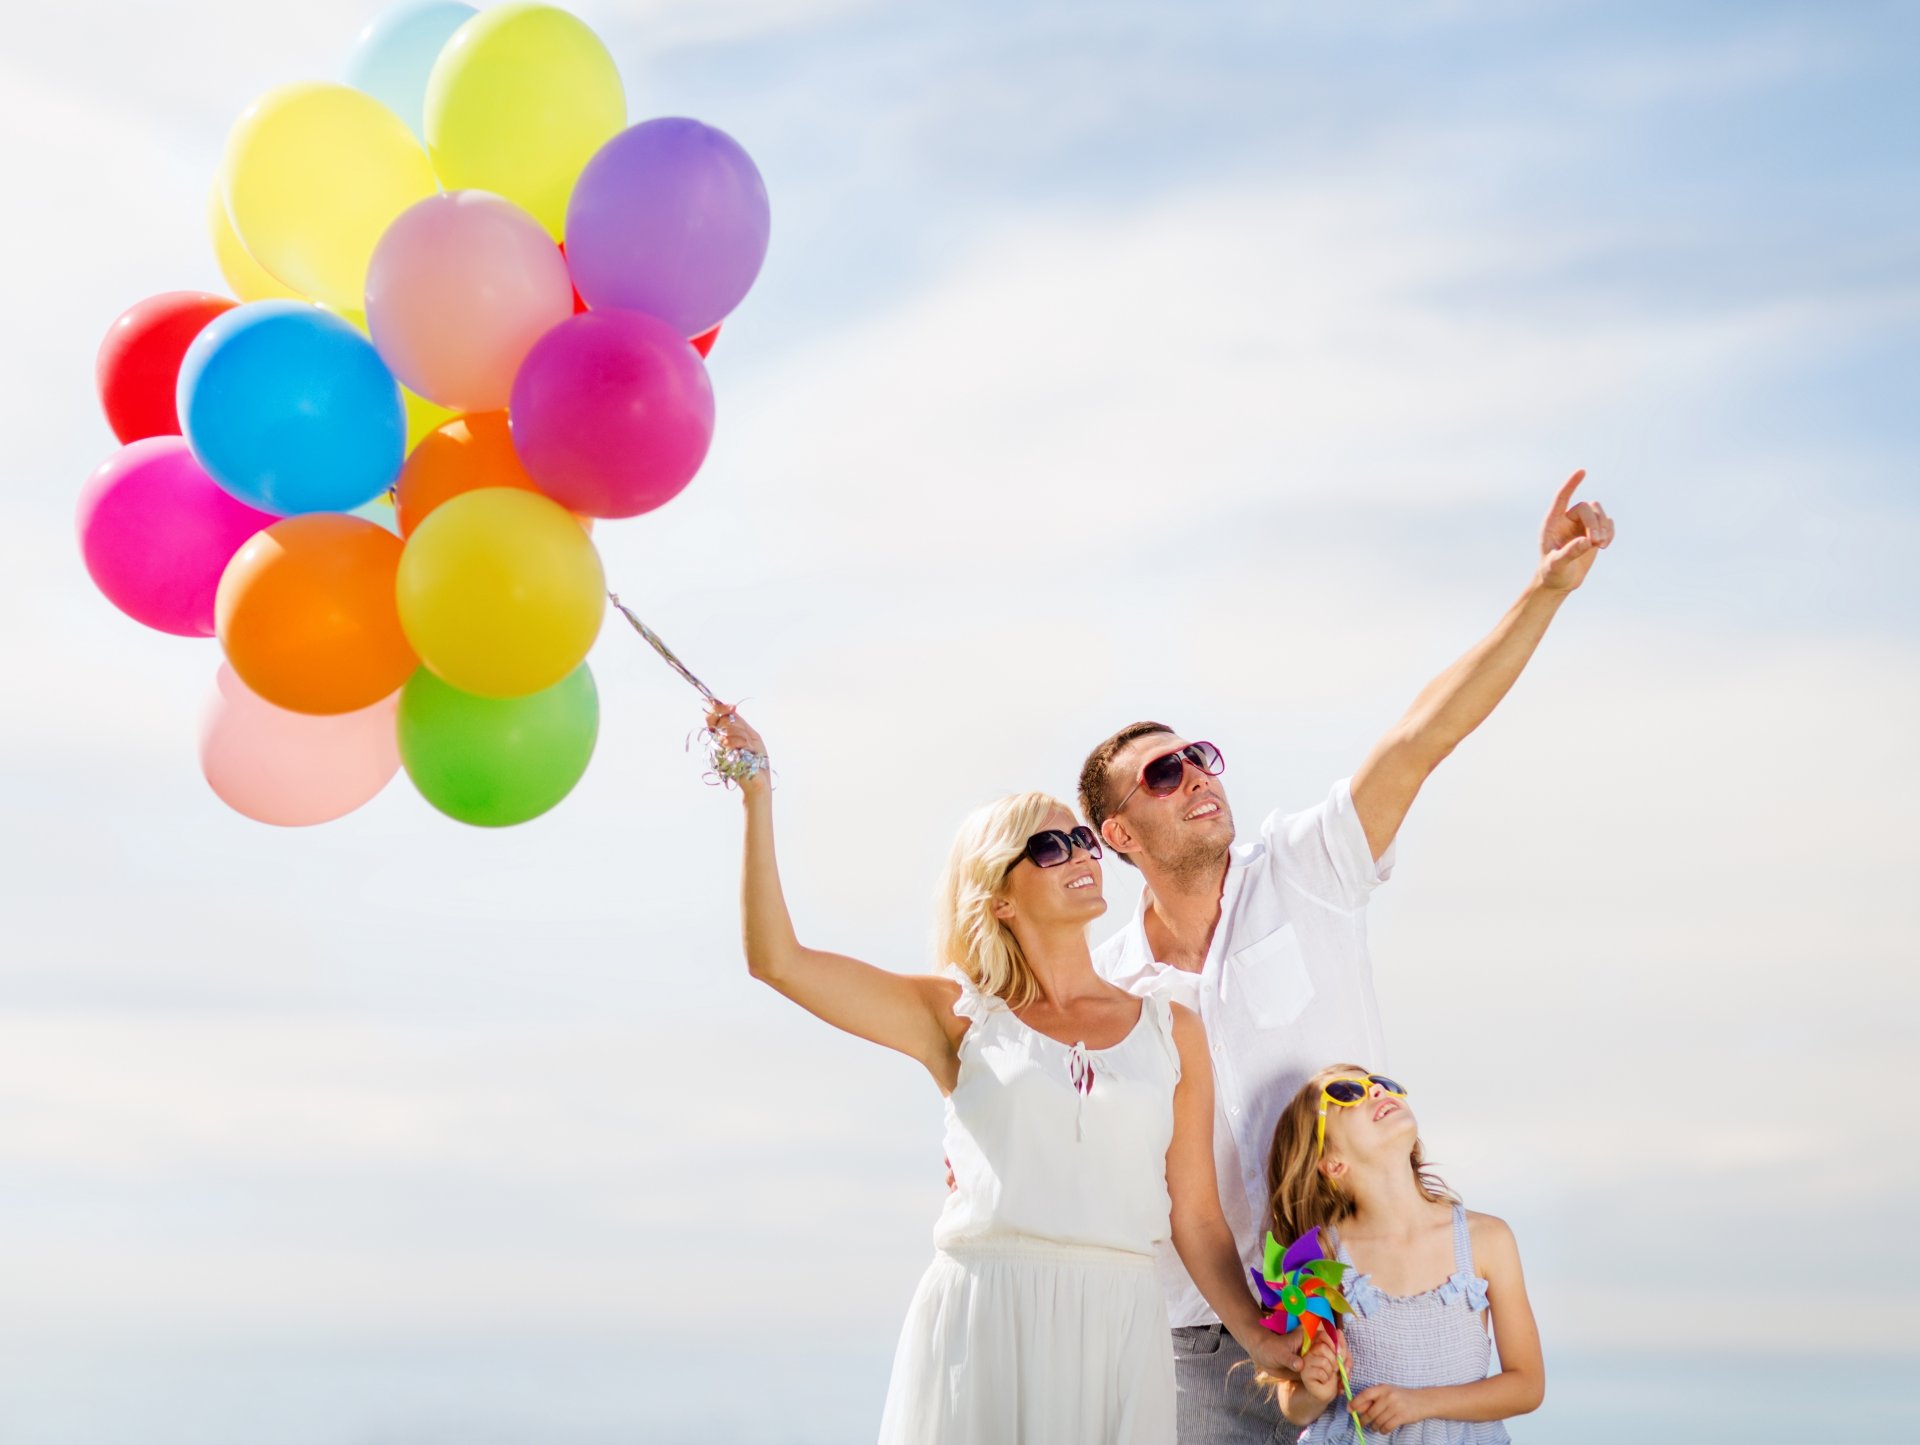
[
  {"xmin": 1265, "ymin": 1063, "xmax": 1459, "ymax": 1251},
  {"xmin": 933, "ymin": 791, "xmax": 1074, "ymax": 1009}
]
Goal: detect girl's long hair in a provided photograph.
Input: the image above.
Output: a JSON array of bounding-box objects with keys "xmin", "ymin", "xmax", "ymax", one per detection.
[
  {"xmin": 933, "ymin": 791, "xmax": 1072, "ymax": 1009},
  {"xmin": 1265, "ymin": 1063, "xmax": 1460, "ymax": 1251}
]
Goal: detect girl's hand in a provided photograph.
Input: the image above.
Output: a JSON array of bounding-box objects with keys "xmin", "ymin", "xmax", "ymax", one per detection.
[
  {"xmin": 1276, "ymin": 1333, "xmax": 1342, "ymax": 1427},
  {"xmin": 1353, "ymin": 1383, "xmax": 1430, "ymax": 1432},
  {"xmin": 705, "ymin": 705, "xmax": 771, "ymax": 797},
  {"xmin": 1295, "ymin": 1333, "xmax": 1341, "ymax": 1406}
]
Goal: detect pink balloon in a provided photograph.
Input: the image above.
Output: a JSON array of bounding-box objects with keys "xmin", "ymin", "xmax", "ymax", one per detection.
[
  {"xmin": 76, "ymin": 436, "xmax": 278, "ymax": 637},
  {"xmin": 366, "ymin": 191, "xmax": 574, "ymax": 412},
  {"xmin": 509, "ymin": 309, "xmax": 715, "ymax": 519},
  {"xmin": 199, "ymin": 664, "xmax": 403, "ymax": 826}
]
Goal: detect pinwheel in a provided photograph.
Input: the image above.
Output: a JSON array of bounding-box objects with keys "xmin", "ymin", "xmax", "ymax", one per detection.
[
  {"xmin": 1251, "ymin": 1226, "xmax": 1366, "ymax": 1440},
  {"xmin": 1252, "ymin": 1226, "xmax": 1351, "ymax": 1342}
]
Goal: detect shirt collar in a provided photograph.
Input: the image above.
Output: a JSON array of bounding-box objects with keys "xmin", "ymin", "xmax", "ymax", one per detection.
[{"xmin": 1110, "ymin": 838, "xmax": 1268, "ymax": 982}]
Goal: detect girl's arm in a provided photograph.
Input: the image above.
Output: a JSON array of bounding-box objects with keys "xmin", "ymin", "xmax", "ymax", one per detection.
[
  {"xmin": 1164, "ymin": 1004, "xmax": 1306, "ymax": 1378},
  {"xmin": 714, "ymin": 711, "xmax": 965, "ymax": 1084},
  {"xmin": 1351, "ymin": 1212, "xmax": 1546, "ymax": 1433}
]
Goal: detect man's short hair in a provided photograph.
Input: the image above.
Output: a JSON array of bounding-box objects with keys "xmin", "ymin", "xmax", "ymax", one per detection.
[{"xmin": 1078, "ymin": 721, "xmax": 1175, "ymax": 868}]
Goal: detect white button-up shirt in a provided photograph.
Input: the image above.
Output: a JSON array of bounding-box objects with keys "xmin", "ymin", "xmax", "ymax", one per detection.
[{"xmin": 1092, "ymin": 776, "xmax": 1395, "ymax": 1328}]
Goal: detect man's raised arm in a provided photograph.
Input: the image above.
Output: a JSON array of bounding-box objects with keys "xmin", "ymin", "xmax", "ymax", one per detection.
[{"xmin": 1349, "ymin": 469, "xmax": 1615, "ymax": 861}]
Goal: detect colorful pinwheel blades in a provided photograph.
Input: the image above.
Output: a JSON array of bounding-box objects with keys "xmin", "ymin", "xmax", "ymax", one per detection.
[
  {"xmin": 1282, "ymin": 1228, "xmax": 1329, "ymax": 1275},
  {"xmin": 1250, "ymin": 1227, "xmax": 1354, "ymax": 1342}
]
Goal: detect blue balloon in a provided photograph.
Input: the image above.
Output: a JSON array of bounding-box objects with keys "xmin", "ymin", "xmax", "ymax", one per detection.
[
  {"xmin": 177, "ymin": 301, "xmax": 406, "ymax": 516},
  {"xmin": 345, "ymin": 1, "xmax": 478, "ymax": 141}
]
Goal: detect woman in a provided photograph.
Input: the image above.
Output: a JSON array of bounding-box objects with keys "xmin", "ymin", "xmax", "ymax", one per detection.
[{"xmin": 706, "ymin": 706, "xmax": 1303, "ymax": 1443}]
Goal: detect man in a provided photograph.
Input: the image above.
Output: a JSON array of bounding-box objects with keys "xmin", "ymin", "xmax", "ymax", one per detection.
[{"xmin": 1079, "ymin": 471, "xmax": 1614, "ymax": 1441}]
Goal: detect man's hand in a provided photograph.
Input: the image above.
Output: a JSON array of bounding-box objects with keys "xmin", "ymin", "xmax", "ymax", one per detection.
[
  {"xmin": 1537, "ymin": 469, "xmax": 1615, "ymax": 592},
  {"xmin": 1244, "ymin": 1323, "xmax": 1309, "ymax": 1379}
]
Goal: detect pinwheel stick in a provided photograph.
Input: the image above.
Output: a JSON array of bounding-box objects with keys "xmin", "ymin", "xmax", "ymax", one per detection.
[
  {"xmin": 1334, "ymin": 1330, "xmax": 1365, "ymax": 1443},
  {"xmin": 608, "ymin": 592, "xmax": 768, "ymax": 788}
]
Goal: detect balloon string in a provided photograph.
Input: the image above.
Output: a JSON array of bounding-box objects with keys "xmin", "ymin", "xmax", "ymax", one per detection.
[
  {"xmin": 609, "ymin": 592, "xmax": 721, "ymax": 705},
  {"xmin": 607, "ymin": 591, "xmax": 768, "ymax": 788}
]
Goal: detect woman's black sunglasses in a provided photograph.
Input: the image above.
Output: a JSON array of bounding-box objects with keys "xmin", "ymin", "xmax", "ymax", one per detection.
[
  {"xmin": 1112, "ymin": 740, "xmax": 1224, "ymax": 816},
  {"xmin": 1009, "ymin": 825, "xmax": 1103, "ymax": 873}
]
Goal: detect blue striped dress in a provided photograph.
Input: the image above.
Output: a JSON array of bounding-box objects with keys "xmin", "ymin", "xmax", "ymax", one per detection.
[{"xmin": 1305, "ymin": 1204, "xmax": 1512, "ymax": 1444}]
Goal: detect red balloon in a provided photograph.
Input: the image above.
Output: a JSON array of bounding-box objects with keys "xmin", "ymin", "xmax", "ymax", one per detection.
[
  {"xmin": 559, "ymin": 241, "xmax": 588, "ymax": 315},
  {"xmin": 559, "ymin": 242, "xmax": 724, "ymax": 351},
  {"xmin": 96, "ymin": 291, "xmax": 237, "ymax": 443}
]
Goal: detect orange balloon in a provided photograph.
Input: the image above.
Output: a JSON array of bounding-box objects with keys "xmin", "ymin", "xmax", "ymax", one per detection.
[
  {"xmin": 396, "ymin": 411, "xmax": 591, "ymax": 536},
  {"xmin": 216, "ymin": 513, "xmax": 418, "ymax": 715}
]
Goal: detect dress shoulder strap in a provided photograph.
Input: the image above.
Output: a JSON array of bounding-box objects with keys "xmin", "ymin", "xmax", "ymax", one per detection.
[
  {"xmin": 1143, "ymin": 990, "xmax": 1182, "ymax": 1083},
  {"xmin": 940, "ymin": 964, "xmax": 1007, "ymax": 1026},
  {"xmin": 1450, "ymin": 1203, "xmax": 1473, "ymax": 1272}
]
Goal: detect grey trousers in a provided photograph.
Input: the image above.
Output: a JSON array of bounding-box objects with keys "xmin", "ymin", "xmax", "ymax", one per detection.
[{"xmin": 1171, "ymin": 1324, "xmax": 1305, "ymax": 1445}]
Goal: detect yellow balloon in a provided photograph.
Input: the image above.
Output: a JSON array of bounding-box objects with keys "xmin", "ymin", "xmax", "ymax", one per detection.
[
  {"xmin": 424, "ymin": 4, "xmax": 625, "ymax": 239},
  {"xmin": 222, "ymin": 82, "xmax": 437, "ymax": 313},
  {"xmin": 207, "ymin": 184, "xmax": 303, "ymax": 301},
  {"xmin": 403, "ymin": 389, "xmax": 460, "ymax": 452},
  {"xmin": 396, "ymin": 487, "xmax": 605, "ymax": 698}
]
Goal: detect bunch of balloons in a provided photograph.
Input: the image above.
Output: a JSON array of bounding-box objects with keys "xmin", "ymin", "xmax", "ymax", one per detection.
[{"xmin": 78, "ymin": 2, "xmax": 769, "ymax": 828}]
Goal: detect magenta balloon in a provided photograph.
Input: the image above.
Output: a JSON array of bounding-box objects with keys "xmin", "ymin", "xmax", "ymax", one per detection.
[
  {"xmin": 564, "ymin": 118, "xmax": 770, "ymax": 338},
  {"xmin": 509, "ymin": 309, "xmax": 715, "ymax": 519},
  {"xmin": 76, "ymin": 436, "xmax": 278, "ymax": 637},
  {"xmin": 199, "ymin": 663, "xmax": 402, "ymax": 826},
  {"xmin": 366, "ymin": 190, "xmax": 575, "ymax": 411}
]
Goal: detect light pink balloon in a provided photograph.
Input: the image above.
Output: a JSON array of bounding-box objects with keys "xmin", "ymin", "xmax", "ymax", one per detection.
[
  {"xmin": 199, "ymin": 663, "xmax": 403, "ymax": 826},
  {"xmin": 76, "ymin": 436, "xmax": 279, "ymax": 637},
  {"xmin": 365, "ymin": 190, "xmax": 574, "ymax": 412}
]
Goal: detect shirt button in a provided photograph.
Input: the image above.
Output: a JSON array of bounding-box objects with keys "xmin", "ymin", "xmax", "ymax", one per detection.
[
  {"xmin": 1211, "ymin": 1044, "xmax": 1222, "ymax": 1055},
  {"xmin": 1229, "ymin": 1106, "xmax": 1241, "ymax": 1116}
]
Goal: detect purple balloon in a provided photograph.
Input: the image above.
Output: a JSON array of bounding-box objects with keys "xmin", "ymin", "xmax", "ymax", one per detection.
[
  {"xmin": 565, "ymin": 118, "xmax": 770, "ymax": 338},
  {"xmin": 509, "ymin": 309, "xmax": 715, "ymax": 519},
  {"xmin": 76, "ymin": 436, "xmax": 278, "ymax": 637}
]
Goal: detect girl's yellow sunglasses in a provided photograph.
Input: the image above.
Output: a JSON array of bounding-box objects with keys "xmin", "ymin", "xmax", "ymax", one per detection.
[{"xmin": 1315, "ymin": 1074, "xmax": 1409, "ymax": 1158}]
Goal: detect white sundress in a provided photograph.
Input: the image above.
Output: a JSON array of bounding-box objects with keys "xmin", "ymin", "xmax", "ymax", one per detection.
[{"xmin": 876, "ymin": 966, "xmax": 1184, "ymax": 1445}]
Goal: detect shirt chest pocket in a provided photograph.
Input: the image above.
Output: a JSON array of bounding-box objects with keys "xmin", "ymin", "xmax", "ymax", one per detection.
[{"xmin": 1227, "ymin": 925, "xmax": 1315, "ymax": 1029}]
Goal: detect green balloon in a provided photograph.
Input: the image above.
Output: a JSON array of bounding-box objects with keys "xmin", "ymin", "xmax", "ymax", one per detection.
[{"xmin": 398, "ymin": 662, "xmax": 599, "ymax": 826}]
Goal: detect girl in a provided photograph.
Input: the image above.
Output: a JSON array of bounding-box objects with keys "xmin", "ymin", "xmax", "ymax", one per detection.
[
  {"xmin": 706, "ymin": 706, "xmax": 1304, "ymax": 1443},
  {"xmin": 1266, "ymin": 1064, "xmax": 1544, "ymax": 1441}
]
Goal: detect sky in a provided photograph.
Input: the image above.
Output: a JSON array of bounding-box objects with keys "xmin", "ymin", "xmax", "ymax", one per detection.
[{"xmin": 2, "ymin": 1, "xmax": 1917, "ymax": 1441}]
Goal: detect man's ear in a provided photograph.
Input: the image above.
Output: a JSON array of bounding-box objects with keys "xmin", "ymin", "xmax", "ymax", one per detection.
[{"xmin": 1099, "ymin": 814, "xmax": 1137, "ymax": 862}]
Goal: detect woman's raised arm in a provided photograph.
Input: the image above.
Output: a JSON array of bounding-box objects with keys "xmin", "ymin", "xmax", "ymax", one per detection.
[{"xmin": 712, "ymin": 708, "xmax": 965, "ymax": 1085}]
